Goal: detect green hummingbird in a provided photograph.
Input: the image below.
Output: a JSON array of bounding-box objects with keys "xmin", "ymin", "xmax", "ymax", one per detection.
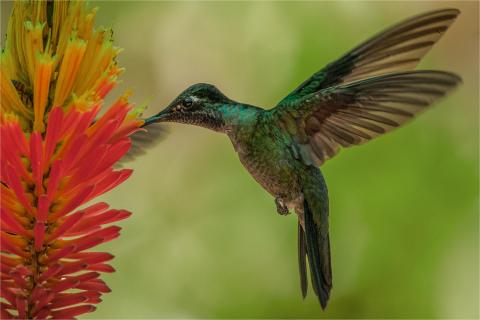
[{"xmin": 138, "ymin": 8, "xmax": 461, "ymax": 308}]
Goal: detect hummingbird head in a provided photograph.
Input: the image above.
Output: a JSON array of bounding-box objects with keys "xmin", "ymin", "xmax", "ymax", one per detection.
[{"xmin": 146, "ymin": 83, "xmax": 234, "ymax": 131}]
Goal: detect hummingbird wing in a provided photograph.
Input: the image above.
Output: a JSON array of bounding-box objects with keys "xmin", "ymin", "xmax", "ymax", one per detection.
[
  {"xmin": 277, "ymin": 8, "xmax": 459, "ymax": 106},
  {"xmin": 118, "ymin": 124, "xmax": 168, "ymax": 165},
  {"xmin": 270, "ymin": 71, "xmax": 461, "ymax": 166}
]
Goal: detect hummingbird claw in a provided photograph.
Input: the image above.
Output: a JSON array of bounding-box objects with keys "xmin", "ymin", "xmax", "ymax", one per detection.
[{"xmin": 275, "ymin": 197, "xmax": 290, "ymax": 215}]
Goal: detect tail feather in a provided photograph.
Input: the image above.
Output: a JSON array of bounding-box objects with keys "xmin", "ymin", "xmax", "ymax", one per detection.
[
  {"xmin": 298, "ymin": 222, "xmax": 308, "ymax": 298},
  {"xmin": 304, "ymin": 200, "xmax": 332, "ymax": 309}
]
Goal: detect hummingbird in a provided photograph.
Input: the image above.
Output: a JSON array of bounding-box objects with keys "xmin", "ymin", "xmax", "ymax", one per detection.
[{"xmin": 137, "ymin": 8, "xmax": 461, "ymax": 308}]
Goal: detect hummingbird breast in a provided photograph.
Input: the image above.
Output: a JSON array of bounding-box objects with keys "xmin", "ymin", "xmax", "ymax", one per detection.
[{"xmin": 227, "ymin": 114, "xmax": 304, "ymax": 206}]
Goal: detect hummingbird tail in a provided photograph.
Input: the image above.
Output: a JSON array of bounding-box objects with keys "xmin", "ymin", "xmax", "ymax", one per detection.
[
  {"xmin": 300, "ymin": 168, "xmax": 332, "ymax": 309},
  {"xmin": 304, "ymin": 199, "xmax": 332, "ymax": 309},
  {"xmin": 298, "ymin": 222, "xmax": 308, "ymax": 299}
]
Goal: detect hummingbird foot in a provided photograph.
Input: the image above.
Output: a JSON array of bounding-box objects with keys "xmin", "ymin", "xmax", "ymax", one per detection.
[{"xmin": 275, "ymin": 197, "xmax": 290, "ymax": 215}]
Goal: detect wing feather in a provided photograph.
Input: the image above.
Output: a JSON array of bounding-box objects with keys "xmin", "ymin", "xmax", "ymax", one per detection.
[
  {"xmin": 273, "ymin": 71, "xmax": 461, "ymax": 166},
  {"xmin": 117, "ymin": 124, "xmax": 168, "ymax": 165},
  {"xmin": 277, "ymin": 8, "xmax": 460, "ymax": 105}
]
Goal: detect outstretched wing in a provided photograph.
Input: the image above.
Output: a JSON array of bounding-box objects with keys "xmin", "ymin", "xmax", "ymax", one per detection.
[
  {"xmin": 277, "ymin": 8, "xmax": 460, "ymax": 105},
  {"xmin": 271, "ymin": 71, "xmax": 461, "ymax": 166}
]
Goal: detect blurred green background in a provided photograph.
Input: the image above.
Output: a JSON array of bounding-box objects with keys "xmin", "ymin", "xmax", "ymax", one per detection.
[{"xmin": 3, "ymin": 1, "xmax": 478, "ymax": 318}]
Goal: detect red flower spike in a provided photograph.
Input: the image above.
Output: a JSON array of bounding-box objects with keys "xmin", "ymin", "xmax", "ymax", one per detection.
[
  {"xmin": 1, "ymin": 106, "xmax": 138, "ymax": 320},
  {"xmin": 1, "ymin": 2, "xmax": 141, "ymax": 318}
]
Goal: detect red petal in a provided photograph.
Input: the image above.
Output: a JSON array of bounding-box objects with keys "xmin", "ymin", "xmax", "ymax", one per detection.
[
  {"xmin": 9, "ymin": 271, "xmax": 28, "ymax": 289},
  {"xmin": 68, "ymin": 226, "xmax": 121, "ymax": 250},
  {"xmin": 30, "ymin": 292, "xmax": 55, "ymax": 317},
  {"xmin": 64, "ymin": 272, "xmax": 100, "ymax": 286},
  {"xmin": 15, "ymin": 265, "xmax": 32, "ymax": 276},
  {"xmin": 1, "ymin": 255, "xmax": 20, "ymax": 268},
  {"xmin": 55, "ymin": 290, "xmax": 100, "ymax": 300},
  {"xmin": 72, "ymin": 252, "xmax": 114, "ymax": 266},
  {"xmin": 1, "ymin": 305, "xmax": 14, "ymax": 320},
  {"xmin": 67, "ymin": 144, "xmax": 108, "ymax": 187},
  {"xmin": 90, "ymin": 100, "xmax": 129, "ymax": 134},
  {"xmin": 71, "ymin": 237, "xmax": 105, "ymax": 253},
  {"xmin": 82, "ymin": 202, "xmax": 109, "ymax": 217},
  {"xmin": 61, "ymin": 134, "xmax": 88, "ymax": 171},
  {"xmin": 50, "ymin": 278, "xmax": 80, "ymax": 293},
  {"xmin": 37, "ymin": 264, "xmax": 63, "ymax": 283},
  {"xmin": 57, "ymin": 261, "xmax": 88, "ymax": 277},
  {"xmin": 0, "ymin": 136, "xmax": 31, "ymax": 182},
  {"xmin": 87, "ymin": 264, "xmax": 115, "ymax": 273},
  {"xmin": 44, "ymin": 245, "xmax": 77, "ymax": 265},
  {"xmin": 90, "ymin": 169, "xmax": 132, "ymax": 200},
  {"xmin": 4, "ymin": 165, "xmax": 35, "ymax": 215},
  {"xmin": 67, "ymin": 272, "xmax": 100, "ymax": 285},
  {"xmin": 47, "ymin": 211, "xmax": 84, "ymax": 242},
  {"xmin": 76, "ymin": 279, "xmax": 111, "ymax": 293},
  {"xmin": 15, "ymin": 296, "xmax": 26, "ymax": 319},
  {"xmin": 37, "ymin": 194, "xmax": 49, "ymax": 221},
  {"xmin": 66, "ymin": 209, "xmax": 131, "ymax": 235},
  {"xmin": 50, "ymin": 304, "xmax": 96, "ymax": 318},
  {"xmin": 50, "ymin": 185, "xmax": 94, "ymax": 220},
  {"xmin": 30, "ymin": 285, "xmax": 47, "ymax": 302},
  {"xmin": 33, "ymin": 307, "xmax": 51, "ymax": 319},
  {"xmin": 44, "ymin": 107, "xmax": 64, "ymax": 161},
  {"xmin": 75, "ymin": 119, "xmax": 120, "ymax": 166},
  {"xmin": 0, "ymin": 208, "xmax": 31, "ymax": 238},
  {"xmin": 29, "ymin": 132, "xmax": 44, "ymax": 194},
  {"xmin": 0, "ymin": 287, "xmax": 17, "ymax": 306},
  {"xmin": 11, "ymin": 122, "xmax": 29, "ymax": 155},
  {"xmin": 46, "ymin": 160, "xmax": 64, "ymax": 201},
  {"xmin": 0, "ymin": 234, "xmax": 28, "ymax": 258},
  {"xmin": 91, "ymin": 139, "xmax": 131, "ymax": 176},
  {"xmin": 49, "ymin": 294, "xmax": 88, "ymax": 310},
  {"xmin": 87, "ymin": 297, "xmax": 102, "ymax": 304},
  {"xmin": 34, "ymin": 221, "xmax": 46, "ymax": 251}
]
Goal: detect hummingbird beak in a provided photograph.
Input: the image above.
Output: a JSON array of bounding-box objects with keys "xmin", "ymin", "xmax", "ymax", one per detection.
[{"xmin": 142, "ymin": 106, "xmax": 173, "ymax": 127}]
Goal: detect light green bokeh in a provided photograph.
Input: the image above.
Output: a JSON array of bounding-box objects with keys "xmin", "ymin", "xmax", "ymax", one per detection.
[{"xmin": 3, "ymin": 1, "xmax": 477, "ymax": 318}]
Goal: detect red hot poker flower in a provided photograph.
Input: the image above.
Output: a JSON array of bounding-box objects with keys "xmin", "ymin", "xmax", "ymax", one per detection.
[
  {"xmin": 1, "ymin": 97, "xmax": 142, "ymax": 319},
  {"xmin": 1, "ymin": 1, "xmax": 144, "ymax": 319}
]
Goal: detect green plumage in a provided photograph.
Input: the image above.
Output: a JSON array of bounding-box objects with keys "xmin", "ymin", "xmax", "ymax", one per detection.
[{"xmin": 140, "ymin": 8, "xmax": 461, "ymax": 309}]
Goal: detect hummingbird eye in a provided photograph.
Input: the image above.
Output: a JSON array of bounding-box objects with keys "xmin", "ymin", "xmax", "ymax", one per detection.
[{"xmin": 183, "ymin": 98, "xmax": 193, "ymax": 108}]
